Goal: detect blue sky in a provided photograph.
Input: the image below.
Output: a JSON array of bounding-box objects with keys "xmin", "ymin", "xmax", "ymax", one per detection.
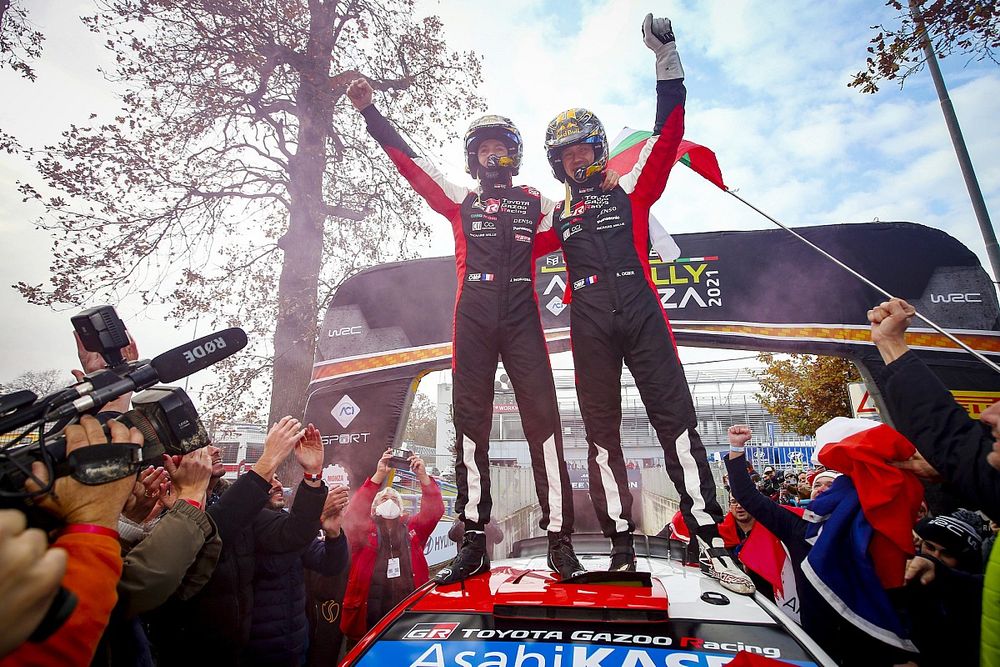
[{"xmin": 1, "ymin": 0, "xmax": 997, "ymax": 396}]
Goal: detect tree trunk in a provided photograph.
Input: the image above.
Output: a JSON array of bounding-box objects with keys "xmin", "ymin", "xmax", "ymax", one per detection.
[{"xmin": 271, "ymin": 3, "xmax": 336, "ymax": 482}]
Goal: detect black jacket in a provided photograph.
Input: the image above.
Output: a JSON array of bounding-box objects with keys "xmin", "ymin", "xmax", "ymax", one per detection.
[
  {"xmin": 244, "ymin": 530, "xmax": 348, "ymax": 666},
  {"xmin": 878, "ymin": 350, "xmax": 1000, "ymax": 521},
  {"xmin": 149, "ymin": 472, "xmax": 328, "ymax": 665}
]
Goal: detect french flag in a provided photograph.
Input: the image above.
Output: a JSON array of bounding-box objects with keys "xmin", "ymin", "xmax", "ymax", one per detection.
[{"xmin": 802, "ymin": 417, "xmax": 924, "ymax": 651}]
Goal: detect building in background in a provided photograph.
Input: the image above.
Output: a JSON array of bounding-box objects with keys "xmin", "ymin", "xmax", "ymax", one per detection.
[
  {"xmin": 211, "ymin": 422, "xmax": 267, "ymax": 479},
  {"xmin": 435, "ymin": 366, "xmax": 810, "ymax": 475}
]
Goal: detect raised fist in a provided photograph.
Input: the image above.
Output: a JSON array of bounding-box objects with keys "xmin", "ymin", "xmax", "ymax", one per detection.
[
  {"xmin": 642, "ymin": 14, "xmax": 683, "ymax": 81},
  {"xmin": 346, "ymin": 78, "xmax": 373, "ymax": 111},
  {"xmin": 642, "ymin": 14, "xmax": 675, "ymax": 46}
]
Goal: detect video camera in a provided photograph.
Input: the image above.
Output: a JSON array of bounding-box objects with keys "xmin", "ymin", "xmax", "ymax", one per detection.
[{"xmin": 0, "ymin": 305, "xmax": 247, "ymax": 500}]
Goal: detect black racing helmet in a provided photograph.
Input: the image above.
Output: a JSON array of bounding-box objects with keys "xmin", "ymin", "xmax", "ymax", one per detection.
[
  {"xmin": 544, "ymin": 107, "xmax": 608, "ymax": 183},
  {"xmin": 464, "ymin": 114, "xmax": 522, "ymax": 179}
]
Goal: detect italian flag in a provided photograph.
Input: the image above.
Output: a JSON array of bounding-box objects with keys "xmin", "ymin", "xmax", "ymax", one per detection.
[{"xmin": 608, "ymin": 129, "xmax": 728, "ymax": 262}]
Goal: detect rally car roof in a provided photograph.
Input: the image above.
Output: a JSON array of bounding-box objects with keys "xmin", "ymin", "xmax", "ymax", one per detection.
[{"xmin": 414, "ymin": 546, "xmax": 774, "ymax": 626}]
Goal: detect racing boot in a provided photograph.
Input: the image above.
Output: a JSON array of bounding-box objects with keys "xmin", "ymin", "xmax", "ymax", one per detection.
[
  {"xmin": 609, "ymin": 531, "xmax": 636, "ymax": 572},
  {"xmin": 435, "ymin": 530, "xmax": 489, "ymax": 584},
  {"xmin": 547, "ymin": 531, "xmax": 585, "ymax": 580},
  {"xmin": 699, "ymin": 537, "xmax": 756, "ymax": 595}
]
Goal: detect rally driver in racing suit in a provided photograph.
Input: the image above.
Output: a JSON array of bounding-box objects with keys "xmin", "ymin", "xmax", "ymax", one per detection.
[
  {"xmin": 539, "ymin": 15, "xmax": 755, "ymax": 595},
  {"xmin": 346, "ymin": 79, "xmax": 618, "ymax": 584}
]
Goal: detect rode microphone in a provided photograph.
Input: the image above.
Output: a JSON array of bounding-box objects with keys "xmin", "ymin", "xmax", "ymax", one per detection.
[
  {"xmin": 50, "ymin": 328, "xmax": 248, "ymax": 419},
  {"xmin": 150, "ymin": 327, "xmax": 248, "ymax": 382}
]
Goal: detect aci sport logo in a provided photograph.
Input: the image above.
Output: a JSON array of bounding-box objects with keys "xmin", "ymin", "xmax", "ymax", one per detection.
[
  {"xmin": 331, "ymin": 394, "xmax": 360, "ymax": 428},
  {"xmin": 403, "ymin": 623, "xmax": 460, "ymax": 640}
]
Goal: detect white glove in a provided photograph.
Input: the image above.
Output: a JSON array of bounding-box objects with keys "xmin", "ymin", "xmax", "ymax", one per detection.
[{"xmin": 642, "ymin": 13, "xmax": 684, "ymax": 81}]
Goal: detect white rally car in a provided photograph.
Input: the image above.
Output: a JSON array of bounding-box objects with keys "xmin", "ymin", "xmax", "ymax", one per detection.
[{"xmin": 341, "ymin": 534, "xmax": 835, "ymax": 666}]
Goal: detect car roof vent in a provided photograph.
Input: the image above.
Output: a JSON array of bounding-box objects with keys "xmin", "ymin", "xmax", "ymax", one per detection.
[{"xmin": 493, "ymin": 604, "xmax": 668, "ymax": 623}]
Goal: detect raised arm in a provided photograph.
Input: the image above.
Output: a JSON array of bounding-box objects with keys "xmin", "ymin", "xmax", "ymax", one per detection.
[
  {"xmin": 870, "ymin": 298, "xmax": 1000, "ymax": 519},
  {"xmin": 406, "ymin": 454, "xmax": 445, "ymax": 544},
  {"xmin": 724, "ymin": 426, "xmax": 809, "ymax": 545},
  {"xmin": 347, "ymin": 78, "xmax": 469, "ymax": 220},
  {"xmin": 618, "ymin": 15, "xmax": 687, "ymax": 208}
]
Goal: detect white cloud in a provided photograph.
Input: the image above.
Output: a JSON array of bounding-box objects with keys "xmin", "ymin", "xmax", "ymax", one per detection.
[{"xmin": 2, "ymin": 0, "xmax": 999, "ymax": 388}]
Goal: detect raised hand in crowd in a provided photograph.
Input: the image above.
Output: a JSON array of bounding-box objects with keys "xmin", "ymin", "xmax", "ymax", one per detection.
[
  {"xmin": 869, "ymin": 296, "xmax": 1000, "ymax": 519},
  {"xmin": 727, "ymin": 424, "xmax": 752, "ymax": 455},
  {"xmin": 296, "ymin": 423, "xmax": 325, "ymax": 487},
  {"xmin": 122, "ymin": 464, "xmax": 169, "ymax": 523},
  {"xmin": 70, "ymin": 330, "xmax": 139, "ymax": 414},
  {"xmin": 253, "ymin": 416, "xmax": 306, "ymax": 480},
  {"xmin": 163, "ymin": 447, "xmax": 214, "ymax": 509},
  {"xmin": 321, "ymin": 485, "xmax": 350, "ymax": 537},
  {"xmin": 867, "ymin": 297, "xmax": 916, "ymax": 363},
  {"xmin": 25, "ymin": 415, "xmax": 142, "ymax": 528},
  {"xmin": 0, "ymin": 510, "xmax": 68, "ymax": 659},
  {"xmin": 409, "ymin": 453, "xmax": 431, "ymax": 485},
  {"xmin": 371, "ymin": 448, "xmax": 394, "ymax": 485}
]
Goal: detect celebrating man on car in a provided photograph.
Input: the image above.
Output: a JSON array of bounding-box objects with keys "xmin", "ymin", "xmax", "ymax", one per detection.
[{"xmin": 537, "ymin": 15, "xmax": 754, "ymax": 595}]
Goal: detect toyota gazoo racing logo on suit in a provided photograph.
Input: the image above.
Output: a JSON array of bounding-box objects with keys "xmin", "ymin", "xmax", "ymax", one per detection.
[{"xmin": 482, "ymin": 198, "xmax": 500, "ymax": 214}]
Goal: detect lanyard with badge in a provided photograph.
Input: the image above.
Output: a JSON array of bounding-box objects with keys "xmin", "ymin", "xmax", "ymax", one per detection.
[{"xmin": 386, "ymin": 526, "xmax": 401, "ymax": 579}]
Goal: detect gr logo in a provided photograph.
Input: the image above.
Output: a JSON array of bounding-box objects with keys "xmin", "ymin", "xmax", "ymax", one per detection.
[
  {"xmin": 403, "ymin": 622, "xmax": 460, "ymax": 640},
  {"xmin": 331, "ymin": 395, "xmax": 360, "ymax": 428}
]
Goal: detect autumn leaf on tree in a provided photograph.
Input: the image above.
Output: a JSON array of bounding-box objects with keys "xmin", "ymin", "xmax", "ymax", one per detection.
[{"xmin": 850, "ymin": 0, "xmax": 999, "ymax": 93}]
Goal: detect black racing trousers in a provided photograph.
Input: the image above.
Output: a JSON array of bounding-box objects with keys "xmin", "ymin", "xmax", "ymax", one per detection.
[
  {"xmin": 569, "ymin": 283, "xmax": 723, "ymax": 541},
  {"xmin": 452, "ymin": 285, "xmax": 574, "ymax": 534}
]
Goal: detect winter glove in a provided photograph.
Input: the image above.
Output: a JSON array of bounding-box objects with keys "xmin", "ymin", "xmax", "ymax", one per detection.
[{"xmin": 642, "ymin": 13, "xmax": 684, "ymax": 81}]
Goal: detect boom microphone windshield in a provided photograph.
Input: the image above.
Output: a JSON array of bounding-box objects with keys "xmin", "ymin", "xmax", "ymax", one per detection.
[{"xmin": 150, "ymin": 328, "xmax": 249, "ymax": 383}]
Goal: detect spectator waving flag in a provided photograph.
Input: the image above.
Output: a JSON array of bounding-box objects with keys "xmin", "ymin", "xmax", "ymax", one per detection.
[
  {"xmin": 607, "ymin": 130, "xmax": 727, "ymax": 263},
  {"xmin": 800, "ymin": 417, "xmax": 923, "ymax": 652}
]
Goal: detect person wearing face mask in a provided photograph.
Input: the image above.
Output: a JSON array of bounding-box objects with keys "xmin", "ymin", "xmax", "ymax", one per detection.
[{"xmin": 340, "ymin": 449, "xmax": 444, "ymax": 642}]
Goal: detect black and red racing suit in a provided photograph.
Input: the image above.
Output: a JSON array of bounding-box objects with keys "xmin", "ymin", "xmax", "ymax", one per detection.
[
  {"xmin": 538, "ymin": 79, "xmax": 724, "ymax": 541},
  {"xmin": 361, "ymin": 104, "xmax": 573, "ymax": 534}
]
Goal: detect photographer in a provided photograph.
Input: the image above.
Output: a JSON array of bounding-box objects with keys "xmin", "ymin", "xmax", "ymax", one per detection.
[
  {"xmin": 148, "ymin": 417, "xmax": 329, "ymax": 666},
  {"xmin": 2, "ymin": 416, "xmax": 142, "ymax": 666},
  {"xmin": 341, "ymin": 449, "xmax": 444, "ymax": 642}
]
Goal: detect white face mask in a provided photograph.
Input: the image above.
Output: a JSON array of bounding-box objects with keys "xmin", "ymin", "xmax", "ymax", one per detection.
[{"xmin": 375, "ymin": 499, "xmax": 401, "ymax": 520}]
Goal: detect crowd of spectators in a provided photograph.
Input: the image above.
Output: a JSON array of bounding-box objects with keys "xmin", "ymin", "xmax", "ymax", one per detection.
[
  {"xmin": 3, "ymin": 297, "xmax": 1000, "ymax": 666},
  {"xmin": 0, "ymin": 331, "xmax": 443, "ymax": 666},
  {"xmin": 693, "ymin": 298, "xmax": 1000, "ymax": 666}
]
